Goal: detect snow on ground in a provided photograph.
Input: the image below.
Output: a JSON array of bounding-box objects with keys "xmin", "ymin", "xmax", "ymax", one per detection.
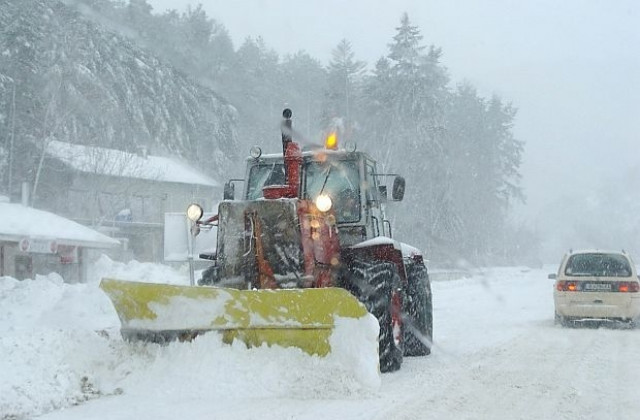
[
  {"xmin": 1, "ymin": 256, "xmax": 378, "ymax": 420},
  {"xmin": 2, "ymin": 260, "xmax": 640, "ymax": 420}
]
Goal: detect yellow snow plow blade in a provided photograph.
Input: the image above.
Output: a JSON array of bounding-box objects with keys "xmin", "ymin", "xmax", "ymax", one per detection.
[{"xmin": 100, "ymin": 278, "xmax": 370, "ymax": 356}]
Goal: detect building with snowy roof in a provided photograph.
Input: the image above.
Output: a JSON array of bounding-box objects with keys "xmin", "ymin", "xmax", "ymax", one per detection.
[
  {"xmin": 27, "ymin": 140, "xmax": 220, "ymax": 262},
  {"xmin": 0, "ymin": 198, "xmax": 119, "ymax": 282}
]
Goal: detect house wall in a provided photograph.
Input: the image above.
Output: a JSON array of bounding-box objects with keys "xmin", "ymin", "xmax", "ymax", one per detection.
[
  {"xmin": 40, "ymin": 173, "xmax": 217, "ymax": 224},
  {"xmin": 0, "ymin": 242, "xmax": 84, "ymax": 283},
  {"xmin": 34, "ymin": 167, "xmax": 219, "ymax": 263}
]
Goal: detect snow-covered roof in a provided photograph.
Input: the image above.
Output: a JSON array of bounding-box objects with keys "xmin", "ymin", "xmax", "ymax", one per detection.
[
  {"xmin": 0, "ymin": 202, "xmax": 120, "ymax": 249},
  {"xmin": 46, "ymin": 140, "xmax": 219, "ymax": 187}
]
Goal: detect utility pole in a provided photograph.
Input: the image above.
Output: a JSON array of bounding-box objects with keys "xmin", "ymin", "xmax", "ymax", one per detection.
[{"xmin": 7, "ymin": 81, "xmax": 16, "ymax": 197}]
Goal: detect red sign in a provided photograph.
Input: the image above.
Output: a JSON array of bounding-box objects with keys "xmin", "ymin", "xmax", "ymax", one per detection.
[
  {"xmin": 18, "ymin": 238, "xmax": 58, "ymax": 254},
  {"xmin": 19, "ymin": 238, "xmax": 29, "ymax": 252}
]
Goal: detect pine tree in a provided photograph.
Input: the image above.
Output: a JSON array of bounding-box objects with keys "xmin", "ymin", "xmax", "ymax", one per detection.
[
  {"xmin": 0, "ymin": 0, "xmax": 50, "ymax": 197},
  {"xmin": 232, "ymin": 37, "xmax": 284, "ymax": 151},
  {"xmin": 322, "ymin": 39, "xmax": 366, "ymax": 141},
  {"xmin": 361, "ymin": 57, "xmax": 394, "ymax": 160},
  {"xmin": 388, "ymin": 13, "xmax": 425, "ymax": 78},
  {"xmin": 375, "ymin": 13, "xmax": 453, "ymax": 260},
  {"xmin": 281, "ymin": 51, "xmax": 327, "ymax": 140}
]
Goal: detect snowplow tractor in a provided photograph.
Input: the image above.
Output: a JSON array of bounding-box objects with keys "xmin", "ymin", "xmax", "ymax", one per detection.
[{"xmin": 101, "ymin": 109, "xmax": 432, "ymax": 373}]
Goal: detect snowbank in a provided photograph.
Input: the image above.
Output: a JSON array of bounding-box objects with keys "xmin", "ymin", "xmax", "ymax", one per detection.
[{"xmin": 0, "ymin": 256, "xmax": 380, "ymax": 419}]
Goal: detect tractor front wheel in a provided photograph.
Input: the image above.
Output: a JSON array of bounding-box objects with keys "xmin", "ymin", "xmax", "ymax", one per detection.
[
  {"xmin": 344, "ymin": 258, "xmax": 403, "ymax": 373},
  {"xmin": 403, "ymin": 261, "xmax": 433, "ymax": 356}
]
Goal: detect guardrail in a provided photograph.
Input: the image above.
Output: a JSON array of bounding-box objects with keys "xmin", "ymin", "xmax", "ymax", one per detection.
[{"xmin": 428, "ymin": 269, "xmax": 471, "ymax": 282}]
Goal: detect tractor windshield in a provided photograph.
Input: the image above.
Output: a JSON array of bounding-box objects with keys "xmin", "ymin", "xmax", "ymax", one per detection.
[
  {"xmin": 305, "ymin": 160, "xmax": 361, "ymax": 223},
  {"xmin": 246, "ymin": 162, "xmax": 286, "ymax": 200}
]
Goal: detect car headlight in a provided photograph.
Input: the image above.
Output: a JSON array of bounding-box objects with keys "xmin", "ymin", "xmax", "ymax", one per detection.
[
  {"xmin": 315, "ymin": 194, "xmax": 332, "ymax": 212},
  {"xmin": 186, "ymin": 203, "xmax": 204, "ymax": 222}
]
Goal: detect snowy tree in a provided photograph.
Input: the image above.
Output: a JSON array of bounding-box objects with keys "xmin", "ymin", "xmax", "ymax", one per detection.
[
  {"xmin": 443, "ymin": 83, "xmax": 524, "ymax": 264},
  {"xmin": 447, "ymin": 83, "xmax": 498, "ymax": 260},
  {"xmin": 321, "ymin": 39, "xmax": 366, "ymax": 141},
  {"xmin": 0, "ymin": 0, "xmax": 50, "ymax": 197},
  {"xmin": 174, "ymin": 4, "xmax": 234, "ymax": 84},
  {"xmin": 0, "ymin": 73, "xmax": 14, "ymax": 191},
  {"xmin": 360, "ymin": 58, "xmax": 394, "ymax": 159},
  {"xmin": 367, "ymin": 13, "xmax": 453, "ymax": 259},
  {"xmin": 125, "ymin": 0, "xmax": 153, "ymax": 35},
  {"xmin": 356, "ymin": 13, "xmax": 525, "ymax": 265},
  {"xmin": 280, "ymin": 51, "xmax": 327, "ymax": 140},
  {"xmin": 0, "ymin": 0, "xmax": 238, "ymax": 195},
  {"xmin": 230, "ymin": 36, "xmax": 285, "ymax": 152}
]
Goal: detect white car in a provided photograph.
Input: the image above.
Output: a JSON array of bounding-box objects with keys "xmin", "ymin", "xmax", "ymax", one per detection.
[{"xmin": 550, "ymin": 250, "xmax": 640, "ymax": 327}]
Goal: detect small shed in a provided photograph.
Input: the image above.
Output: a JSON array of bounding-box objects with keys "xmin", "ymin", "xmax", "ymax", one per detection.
[{"xmin": 0, "ymin": 199, "xmax": 119, "ymax": 282}]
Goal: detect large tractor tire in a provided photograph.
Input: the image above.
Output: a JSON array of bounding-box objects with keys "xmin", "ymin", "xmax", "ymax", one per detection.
[
  {"xmin": 403, "ymin": 261, "xmax": 433, "ymax": 356},
  {"xmin": 343, "ymin": 258, "xmax": 403, "ymax": 373}
]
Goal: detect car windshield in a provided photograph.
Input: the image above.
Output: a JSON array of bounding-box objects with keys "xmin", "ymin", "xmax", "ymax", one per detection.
[
  {"xmin": 304, "ymin": 159, "xmax": 361, "ymax": 223},
  {"xmin": 245, "ymin": 162, "xmax": 286, "ymax": 200},
  {"xmin": 564, "ymin": 253, "xmax": 632, "ymax": 277}
]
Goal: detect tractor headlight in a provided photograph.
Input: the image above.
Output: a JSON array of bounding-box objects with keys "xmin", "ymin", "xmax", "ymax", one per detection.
[
  {"xmin": 186, "ymin": 203, "xmax": 204, "ymax": 222},
  {"xmin": 315, "ymin": 194, "xmax": 332, "ymax": 212}
]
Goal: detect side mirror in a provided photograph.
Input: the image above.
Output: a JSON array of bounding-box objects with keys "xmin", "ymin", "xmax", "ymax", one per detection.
[
  {"xmin": 548, "ymin": 274, "xmax": 556, "ymax": 280},
  {"xmin": 223, "ymin": 181, "xmax": 235, "ymax": 200},
  {"xmin": 392, "ymin": 176, "xmax": 405, "ymax": 201},
  {"xmin": 378, "ymin": 185, "xmax": 388, "ymax": 202}
]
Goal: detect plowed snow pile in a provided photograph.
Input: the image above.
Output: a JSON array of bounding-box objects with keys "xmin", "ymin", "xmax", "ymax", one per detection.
[{"xmin": 0, "ymin": 256, "xmax": 379, "ymax": 420}]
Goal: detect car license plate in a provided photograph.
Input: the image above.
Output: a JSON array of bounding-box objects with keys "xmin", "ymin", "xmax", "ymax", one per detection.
[{"xmin": 584, "ymin": 283, "xmax": 611, "ymax": 291}]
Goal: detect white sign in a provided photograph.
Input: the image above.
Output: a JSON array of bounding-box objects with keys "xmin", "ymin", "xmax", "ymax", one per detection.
[
  {"xmin": 163, "ymin": 213, "xmax": 217, "ymax": 262},
  {"xmin": 19, "ymin": 237, "xmax": 58, "ymax": 254}
]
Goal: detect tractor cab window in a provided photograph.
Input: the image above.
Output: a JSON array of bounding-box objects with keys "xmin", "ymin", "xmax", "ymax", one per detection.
[
  {"xmin": 365, "ymin": 162, "xmax": 379, "ymax": 203},
  {"xmin": 305, "ymin": 160, "xmax": 361, "ymax": 223},
  {"xmin": 246, "ymin": 162, "xmax": 286, "ymax": 200}
]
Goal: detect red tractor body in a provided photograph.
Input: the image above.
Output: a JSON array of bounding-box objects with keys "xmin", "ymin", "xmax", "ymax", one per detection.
[{"xmin": 197, "ymin": 109, "xmax": 433, "ymax": 372}]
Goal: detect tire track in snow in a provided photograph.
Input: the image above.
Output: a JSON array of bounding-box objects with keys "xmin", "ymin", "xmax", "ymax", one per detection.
[{"xmin": 381, "ymin": 321, "xmax": 640, "ymax": 420}]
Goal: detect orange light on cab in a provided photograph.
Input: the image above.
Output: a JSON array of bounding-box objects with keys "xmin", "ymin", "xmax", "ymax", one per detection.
[{"xmin": 325, "ymin": 132, "xmax": 338, "ymax": 149}]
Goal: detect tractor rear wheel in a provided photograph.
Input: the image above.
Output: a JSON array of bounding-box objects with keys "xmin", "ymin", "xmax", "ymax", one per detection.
[
  {"xmin": 403, "ymin": 262, "xmax": 433, "ymax": 356},
  {"xmin": 344, "ymin": 258, "xmax": 403, "ymax": 373}
]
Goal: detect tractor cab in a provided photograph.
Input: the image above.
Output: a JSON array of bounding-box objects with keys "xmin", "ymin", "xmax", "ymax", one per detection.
[
  {"xmin": 235, "ymin": 148, "xmax": 405, "ymax": 247},
  {"xmin": 197, "ymin": 109, "xmax": 408, "ymax": 289}
]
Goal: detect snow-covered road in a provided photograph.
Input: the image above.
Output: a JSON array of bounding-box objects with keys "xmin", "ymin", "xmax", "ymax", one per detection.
[
  {"xmin": 383, "ymin": 267, "xmax": 640, "ymax": 420},
  {"xmin": 3, "ymin": 260, "xmax": 640, "ymax": 420}
]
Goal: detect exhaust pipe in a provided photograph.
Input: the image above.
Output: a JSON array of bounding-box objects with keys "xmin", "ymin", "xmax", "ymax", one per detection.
[{"xmin": 263, "ymin": 109, "xmax": 302, "ymax": 199}]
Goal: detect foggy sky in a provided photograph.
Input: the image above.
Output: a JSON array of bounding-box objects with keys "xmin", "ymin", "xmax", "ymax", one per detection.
[{"xmin": 147, "ymin": 0, "xmax": 639, "ymax": 254}]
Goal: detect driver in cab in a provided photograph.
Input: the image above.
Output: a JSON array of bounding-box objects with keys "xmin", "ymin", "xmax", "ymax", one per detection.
[{"xmin": 336, "ymin": 188, "xmax": 360, "ymax": 222}]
